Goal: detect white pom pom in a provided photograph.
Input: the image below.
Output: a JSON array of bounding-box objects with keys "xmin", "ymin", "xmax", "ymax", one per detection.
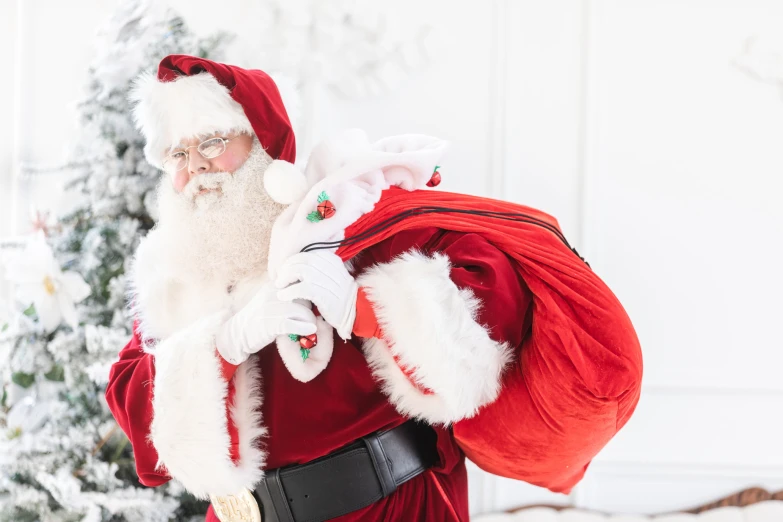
[{"xmin": 264, "ymin": 160, "xmax": 308, "ymax": 205}]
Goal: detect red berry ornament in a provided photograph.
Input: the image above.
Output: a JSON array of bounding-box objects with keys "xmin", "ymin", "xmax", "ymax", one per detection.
[
  {"xmin": 317, "ymin": 200, "xmax": 336, "ymax": 219},
  {"xmin": 307, "ymin": 191, "xmax": 336, "ymax": 222},
  {"xmin": 427, "ymin": 166, "xmax": 442, "ymax": 187},
  {"xmin": 299, "ymin": 334, "xmax": 318, "ymax": 349}
]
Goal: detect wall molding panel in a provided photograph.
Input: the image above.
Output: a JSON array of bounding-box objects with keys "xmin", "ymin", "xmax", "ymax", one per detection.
[{"xmin": 487, "ymin": 0, "xmax": 509, "ymax": 199}]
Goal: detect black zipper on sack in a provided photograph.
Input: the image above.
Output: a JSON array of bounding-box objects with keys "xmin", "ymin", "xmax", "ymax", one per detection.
[{"xmin": 300, "ymin": 206, "xmax": 590, "ymax": 267}]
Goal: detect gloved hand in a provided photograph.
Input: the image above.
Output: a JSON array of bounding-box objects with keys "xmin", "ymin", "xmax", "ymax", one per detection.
[
  {"xmin": 276, "ymin": 250, "xmax": 358, "ymax": 340},
  {"xmin": 216, "ymin": 281, "xmax": 318, "ymax": 365}
]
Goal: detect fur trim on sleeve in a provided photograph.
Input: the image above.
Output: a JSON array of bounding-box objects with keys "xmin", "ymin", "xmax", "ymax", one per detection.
[{"xmin": 357, "ymin": 251, "xmax": 513, "ymax": 425}]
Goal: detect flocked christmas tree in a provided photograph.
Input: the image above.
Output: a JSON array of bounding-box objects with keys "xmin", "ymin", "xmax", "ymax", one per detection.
[
  {"xmin": 0, "ymin": 2, "xmax": 231, "ymax": 520},
  {"xmin": 0, "ymin": 1, "xmax": 434, "ymax": 520}
]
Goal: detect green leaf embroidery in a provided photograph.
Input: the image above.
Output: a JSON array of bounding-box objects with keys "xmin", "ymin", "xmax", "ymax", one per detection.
[
  {"xmin": 288, "ymin": 334, "xmax": 300, "ymax": 342},
  {"xmin": 1, "ymin": 323, "xmax": 8, "ymax": 332},
  {"xmin": 317, "ymin": 191, "xmax": 329, "ymax": 203},
  {"xmin": 307, "ymin": 211, "xmax": 323, "ymax": 223},
  {"xmin": 23, "ymin": 303, "xmax": 36, "ymax": 317},
  {"xmin": 300, "ymin": 348, "xmax": 310, "ymax": 362}
]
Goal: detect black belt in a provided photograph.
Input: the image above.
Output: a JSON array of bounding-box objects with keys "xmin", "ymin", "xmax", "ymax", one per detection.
[{"xmin": 254, "ymin": 420, "xmax": 438, "ymax": 522}]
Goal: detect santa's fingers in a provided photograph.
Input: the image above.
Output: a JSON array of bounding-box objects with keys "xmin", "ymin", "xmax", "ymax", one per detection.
[
  {"xmin": 269, "ymin": 302, "xmax": 318, "ymax": 324},
  {"xmin": 275, "ymin": 252, "xmax": 344, "ymax": 289},
  {"xmin": 279, "ymin": 319, "xmax": 318, "ymax": 337},
  {"xmin": 277, "ymin": 281, "xmax": 338, "ymax": 304},
  {"xmin": 275, "ymin": 264, "xmax": 342, "ymax": 291}
]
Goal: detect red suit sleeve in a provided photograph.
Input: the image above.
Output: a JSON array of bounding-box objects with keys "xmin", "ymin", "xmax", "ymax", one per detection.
[
  {"xmin": 433, "ymin": 231, "xmax": 533, "ymax": 353},
  {"xmin": 104, "ymin": 321, "xmax": 171, "ymax": 487}
]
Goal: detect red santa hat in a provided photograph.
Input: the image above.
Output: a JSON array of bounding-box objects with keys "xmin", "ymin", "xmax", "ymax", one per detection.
[{"xmin": 130, "ymin": 54, "xmax": 307, "ymax": 204}]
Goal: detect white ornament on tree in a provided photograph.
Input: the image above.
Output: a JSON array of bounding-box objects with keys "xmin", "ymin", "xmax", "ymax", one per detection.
[{"xmin": 4, "ymin": 231, "xmax": 91, "ymax": 333}]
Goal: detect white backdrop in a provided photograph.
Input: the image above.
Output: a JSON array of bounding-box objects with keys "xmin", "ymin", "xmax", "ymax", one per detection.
[{"xmin": 2, "ymin": 0, "xmax": 783, "ymax": 516}]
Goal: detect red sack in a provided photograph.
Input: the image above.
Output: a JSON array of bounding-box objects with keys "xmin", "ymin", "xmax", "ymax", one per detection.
[{"xmin": 330, "ymin": 188, "xmax": 643, "ymax": 493}]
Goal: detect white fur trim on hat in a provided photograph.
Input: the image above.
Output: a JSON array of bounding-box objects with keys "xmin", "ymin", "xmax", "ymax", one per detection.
[
  {"xmin": 263, "ymin": 159, "xmax": 308, "ymax": 205},
  {"xmin": 130, "ymin": 71, "xmax": 254, "ymax": 169}
]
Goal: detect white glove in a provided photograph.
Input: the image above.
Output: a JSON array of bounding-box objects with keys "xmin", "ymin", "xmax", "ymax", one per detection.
[
  {"xmin": 275, "ymin": 251, "xmax": 358, "ymax": 340},
  {"xmin": 216, "ymin": 281, "xmax": 317, "ymax": 365}
]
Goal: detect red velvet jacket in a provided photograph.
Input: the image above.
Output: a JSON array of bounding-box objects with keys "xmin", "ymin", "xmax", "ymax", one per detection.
[{"xmin": 106, "ymin": 190, "xmax": 642, "ymax": 521}]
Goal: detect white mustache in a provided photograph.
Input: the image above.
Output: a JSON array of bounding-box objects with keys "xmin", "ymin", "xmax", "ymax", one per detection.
[{"xmin": 183, "ymin": 172, "xmax": 233, "ymax": 199}]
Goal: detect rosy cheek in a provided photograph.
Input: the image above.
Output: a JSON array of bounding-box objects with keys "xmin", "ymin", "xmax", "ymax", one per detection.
[
  {"xmin": 214, "ymin": 151, "xmax": 245, "ymax": 173},
  {"xmin": 173, "ymin": 171, "xmax": 189, "ymax": 192}
]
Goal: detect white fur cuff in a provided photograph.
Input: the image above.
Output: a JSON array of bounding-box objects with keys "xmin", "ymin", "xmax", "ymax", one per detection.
[
  {"xmin": 357, "ymin": 251, "xmax": 513, "ymax": 425},
  {"xmin": 148, "ymin": 311, "xmax": 266, "ymax": 499}
]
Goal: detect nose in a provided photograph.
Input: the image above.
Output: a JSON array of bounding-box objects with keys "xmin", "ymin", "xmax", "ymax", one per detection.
[{"xmin": 187, "ymin": 149, "xmax": 212, "ymax": 177}]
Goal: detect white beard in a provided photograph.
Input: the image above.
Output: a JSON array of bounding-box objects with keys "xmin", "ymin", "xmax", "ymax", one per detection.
[{"xmin": 153, "ymin": 138, "xmax": 286, "ymax": 285}]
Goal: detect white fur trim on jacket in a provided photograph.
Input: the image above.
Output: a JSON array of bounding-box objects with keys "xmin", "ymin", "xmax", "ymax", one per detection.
[
  {"xmin": 147, "ymin": 311, "xmax": 266, "ymax": 500},
  {"xmin": 357, "ymin": 251, "xmax": 513, "ymax": 425},
  {"xmin": 130, "ymin": 71, "xmax": 253, "ymax": 169}
]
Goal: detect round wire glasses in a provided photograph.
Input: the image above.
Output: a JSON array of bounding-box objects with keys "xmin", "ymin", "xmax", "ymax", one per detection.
[{"xmin": 162, "ymin": 137, "xmax": 233, "ymax": 174}]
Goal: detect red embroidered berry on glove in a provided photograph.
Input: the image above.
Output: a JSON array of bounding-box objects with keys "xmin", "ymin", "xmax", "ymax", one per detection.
[
  {"xmin": 298, "ymin": 334, "xmax": 317, "ymax": 349},
  {"xmin": 317, "ymin": 200, "xmax": 336, "ymax": 219},
  {"xmin": 307, "ymin": 192, "xmax": 336, "ymax": 222}
]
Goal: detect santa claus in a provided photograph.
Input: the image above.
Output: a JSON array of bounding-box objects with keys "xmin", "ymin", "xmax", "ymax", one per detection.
[{"xmin": 106, "ymin": 55, "xmax": 643, "ymax": 522}]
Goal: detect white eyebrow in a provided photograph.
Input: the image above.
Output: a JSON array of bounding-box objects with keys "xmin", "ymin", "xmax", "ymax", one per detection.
[{"xmin": 167, "ymin": 132, "xmax": 227, "ymax": 154}]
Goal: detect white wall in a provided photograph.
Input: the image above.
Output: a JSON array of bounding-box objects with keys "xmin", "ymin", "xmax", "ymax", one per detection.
[
  {"xmin": 0, "ymin": 0, "xmax": 20, "ymax": 305},
  {"xmin": 2, "ymin": 0, "xmax": 783, "ymax": 516},
  {"xmin": 0, "ymin": 0, "xmax": 18, "ymax": 241},
  {"xmin": 571, "ymin": 0, "xmax": 783, "ymax": 512}
]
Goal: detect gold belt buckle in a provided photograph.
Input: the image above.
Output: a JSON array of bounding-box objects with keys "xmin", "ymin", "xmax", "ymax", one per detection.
[{"xmin": 209, "ymin": 487, "xmax": 262, "ymax": 522}]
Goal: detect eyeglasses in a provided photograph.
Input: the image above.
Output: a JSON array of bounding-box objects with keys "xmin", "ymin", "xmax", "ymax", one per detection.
[{"xmin": 162, "ymin": 137, "xmax": 233, "ymax": 174}]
